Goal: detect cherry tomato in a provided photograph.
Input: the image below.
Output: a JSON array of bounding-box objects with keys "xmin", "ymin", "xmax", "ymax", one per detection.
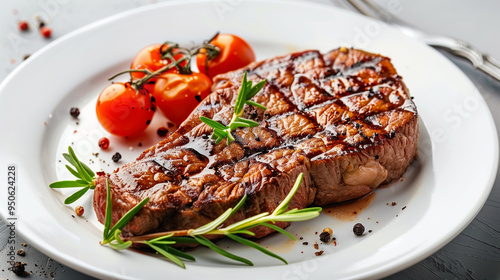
[
  {"xmin": 96, "ymin": 82, "xmax": 155, "ymax": 137},
  {"xmin": 130, "ymin": 44, "xmax": 186, "ymax": 91},
  {"xmin": 153, "ymin": 72, "xmax": 212, "ymax": 125},
  {"xmin": 196, "ymin": 33, "xmax": 256, "ymax": 79}
]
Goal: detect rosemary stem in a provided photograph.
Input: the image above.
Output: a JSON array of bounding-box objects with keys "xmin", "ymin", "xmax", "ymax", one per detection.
[{"xmin": 124, "ymin": 229, "xmax": 191, "ymax": 242}]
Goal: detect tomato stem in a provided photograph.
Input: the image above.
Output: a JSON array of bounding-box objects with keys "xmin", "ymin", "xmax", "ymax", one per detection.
[
  {"xmin": 108, "ymin": 32, "xmax": 222, "ymax": 92},
  {"xmin": 108, "ymin": 69, "xmax": 149, "ymax": 81},
  {"xmin": 135, "ymin": 56, "xmax": 190, "ymax": 88}
]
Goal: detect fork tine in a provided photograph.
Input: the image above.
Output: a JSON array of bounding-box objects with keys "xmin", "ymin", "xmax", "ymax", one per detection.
[
  {"xmin": 344, "ymin": 0, "xmax": 376, "ymax": 18},
  {"xmin": 361, "ymin": 0, "xmax": 410, "ymax": 26},
  {"xmin": 329, "ymin": 0, "xmax": 355, "ymax": 10},
  {"xmin": 485, "ymin": 54, "xmax": 500, "ymax": 69},
  {"xmin": 361, "ymin": 0, "xmax": 392, "ymax": 22}
]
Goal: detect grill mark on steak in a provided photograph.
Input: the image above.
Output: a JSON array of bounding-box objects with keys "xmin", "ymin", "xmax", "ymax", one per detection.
[{"xmin": 93, "ymin": 48, "xmax": 418, "ymax": 239}]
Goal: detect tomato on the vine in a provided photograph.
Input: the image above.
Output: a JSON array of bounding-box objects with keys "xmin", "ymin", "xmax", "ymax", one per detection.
[
  {"xmin": 96, "ymin": 82, "xmax": 155, "ymax": 137},
  {"xmin": 152, "ymin": 72, "xmax": 212, "ymax": 125},
  {"xmin": 130, "ymin": 44, "xmax": 186, "ymax": 91},
  {"xmin": 196, "ymin": 33, "xmax": 256, "ymax": 79}
]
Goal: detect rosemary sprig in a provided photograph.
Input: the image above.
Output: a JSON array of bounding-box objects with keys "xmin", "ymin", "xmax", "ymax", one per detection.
[
  {"xmin": 100, "ymin": 179, "xmax": 150, "ymax": 250},
  {"xmin": 200, "ymin": 71, "xmax": 266, "ymax": 145},
  {"xmin": 103, "ymin": 172, "xmax": 322, "ymax": 268},
  {"xmin": 49, "ymin": 146, "xmax": 96, "ymax": 204}
]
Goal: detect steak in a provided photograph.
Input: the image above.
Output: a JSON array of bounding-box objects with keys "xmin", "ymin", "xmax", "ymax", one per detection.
[{"xmin": 93, "ymin": 47, "xmax": 418, "ymax": 239}]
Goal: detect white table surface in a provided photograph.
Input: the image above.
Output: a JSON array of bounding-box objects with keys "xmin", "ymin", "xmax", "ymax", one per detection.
[{"xmin": 1, "ymin": 0, "xmax": 499, "ymax": 279}]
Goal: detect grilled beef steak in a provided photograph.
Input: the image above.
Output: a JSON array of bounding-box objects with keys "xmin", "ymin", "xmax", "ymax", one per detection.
[{"xmin": 93, "ymin": 47, "xmax": 418, "ymax": 238}]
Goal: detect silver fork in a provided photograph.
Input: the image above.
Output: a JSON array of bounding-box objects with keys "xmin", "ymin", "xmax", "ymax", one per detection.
[{"xmin": 335, "ymin": 0, "xmax": 500, "ymax": 81}]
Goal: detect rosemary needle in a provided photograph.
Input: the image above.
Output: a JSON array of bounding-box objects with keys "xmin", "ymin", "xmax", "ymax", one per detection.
[
  {"xmin": 49, "ymin": 146, "xmax": 96, "ymax": 204},
  {"xmin": 200, "ymin": 71, "xmax": 266, "ymax": 145}
]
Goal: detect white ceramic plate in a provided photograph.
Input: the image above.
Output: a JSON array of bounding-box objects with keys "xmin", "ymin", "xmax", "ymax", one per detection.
[{"xmin": 0, "ymin": 0, "xmax": 497, "ymax": 279}]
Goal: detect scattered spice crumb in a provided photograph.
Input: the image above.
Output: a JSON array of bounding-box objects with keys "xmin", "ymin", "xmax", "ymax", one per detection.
[
  {"xmin": 36, "ymin": 16, "xmax": 45, "ymax": 28},
  {"xmin": 75, "ymin": 206, "xmax": 84, "ymax": 216},
  {"xmin": 319, "ymin": 227, "xmax": 333, "ymax": 243},
  {"xmin": 17, "ymin": 249, "xmax": 25, "ymax": 256},
  {"xmin": 138, "ymin": 142, "xmax": 142, "ymax": 147},
  {"xmin": 368, "ymin": 230, "xmax": 372, "ymax": 233},
  {"xmin": 167, "ymin": 122, "xmax": 175, "ymax": 128},
  {"xmin": 23, "ymin": 54, "xmax": 31, "ymax": 60},
  {"xmin": 391, "ymin": 202, "xmax": 397, "ymax": 206},
  {"xmin": 112, "ymin": 152, "xmax": 122, "ymax": 163},
  {"xmin": 299, "ymin": 237, "xmax": 303, "ymax": 240},
  {"xmin": 11, "ymin": 262, "xmax": 25, "ymax": 276},
  {"xmin": 402, "ymin": 206, "xmax": 407, "ymax": 210},
  {"xmin": 40, "ymin": 26, "xmax": 52, "ymax": 38},
  {"xmin": 314, "ymin": 251, "xmax": 324, "ymax": 256},
  {"xmin": 157, "ymin": 127, "xmax": 168, "ymax": 137},
  {"xmin": 21, "ymin": 243, "xmax": 27, "ymax": 247},
  {"xmin": 18, "ymin": 20, "xmax": 29, "ymax": 31},
  {"xmin": 353, "ymin": 223, "xmax": 365, "ymax": 236},
  {"xmin": 70, "ymin": 107, "xmax": 80, "ymax": 118},
  {"xmin": 71, "ymin": 215, "xmax": 75, "ymax": 218},
  {"xmin": 92, "ymin": 152, "xmax": 99, "ymax": 157},
  {"xmin": 98, "ymin": 137, "xmax": 110, "ymax": 149},
  {"xmin": 302, "ymin": 242, "xmax": 308, "ymax": 245},
  {"xmin": 313, "ymin": 243, "xmax": 319, "ymax": 250}
]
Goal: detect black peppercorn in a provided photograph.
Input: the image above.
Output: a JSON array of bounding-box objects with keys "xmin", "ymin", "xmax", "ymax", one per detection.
[
  {"xmin": 11, "ymin": 262, "xmax": 25, "ymax": 276},
  {"xmin": 70, "ymin": 107, "xmax": 80, "ymax": 118},
  {"xmin": 319, "ymin": 227, "xmax": 333, "ymax": 243},
  {"xmin": 112, "ymin": 152, "xmax": 122, "ymax": 163},
  {"xmin": 353, "ymin": 223, "xmax": 365, "ymax": 236},
  {"xmin": 157, "ymin": 127, "xmax": 168, "ymax": 137}
]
